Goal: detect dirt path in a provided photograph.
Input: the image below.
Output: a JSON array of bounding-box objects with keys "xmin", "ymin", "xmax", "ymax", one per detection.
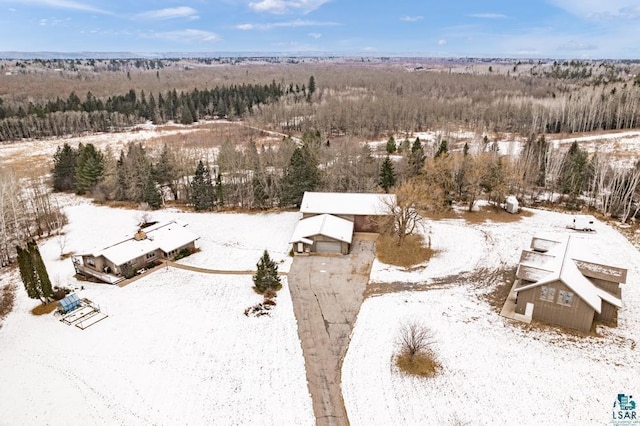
[
  {"xmin": 288, "ymin": 239, "xmax": 375, "ymax": 426},
  {"xmin": 117, "ymin": 260, "xmax": 287, "ymax": 287}
]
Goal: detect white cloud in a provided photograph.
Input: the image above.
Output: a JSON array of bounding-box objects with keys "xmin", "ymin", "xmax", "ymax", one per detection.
[
  {"xmin": 39, "ymin": 16, "xmax": 68, "ymax": 26},
  {"xmin": 16, "ymin": 0, "xmax": 110, "ymax": 14},
  {"xmin": 548, "ymin": 0, "xmax": 640, "ymax": 19},
  {"xmin": 235, "ymin": 19, "xmax": 338, "ymax": 30},
  {"xmin": 468, "ymin": 13, "xmax": 507, "ymax": 19},
  {"xmin": 136, "ymin": 7, "xmax": 199, "ymax": 20},
  {"xmin": 144, "ymin": 29, "xmax": 220, "ymax": 42},
  {"xmin": 308, "ymin": 32, "xmax": 321, "ymax": 39},
  {"xmin": 248, "ymin": 0, "xmax": 331, "ymax": 15},
  {"xmin": 558, "ymin": 40, "xmax": 597, "ymax": 50},
  {"xmin": 9, "ymin": 7, "xmax": 16, "ymax": 12},
  {"xmin": 400, "ymin": 15, "xmax": 423, "ymax": 22},
  {"xmin": 437, "ymin": 39, "xmax": 447, "ymax": 45}
]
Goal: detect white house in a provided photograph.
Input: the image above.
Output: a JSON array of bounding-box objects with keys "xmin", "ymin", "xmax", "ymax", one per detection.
[
  {"xmin": 290, "ymin": 192, "xmax": 396, "ymax": 255},
  {"xmin": 73, "ymin": 221, "xmax": 199, "ymax": 284}
]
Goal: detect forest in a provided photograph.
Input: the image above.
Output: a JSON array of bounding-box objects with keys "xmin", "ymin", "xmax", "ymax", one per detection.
[{"xmin": 1, "ymin": 57, "xmax": 640, "ymax": 266}]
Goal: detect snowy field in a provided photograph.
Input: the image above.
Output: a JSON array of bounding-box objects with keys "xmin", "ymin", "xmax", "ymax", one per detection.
[
  {"xmin": 0, "ymin": 201, "xmax": 312, "ymax": 425},
  {"xmin": 344, "ymin": 208, "xmax": 640, "ymax": 425}
]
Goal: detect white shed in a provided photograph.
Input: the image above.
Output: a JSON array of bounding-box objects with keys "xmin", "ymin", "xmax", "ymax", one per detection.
[{"xmin": 505, "ymin": 196, "xmax": 519, "ymax": 214}]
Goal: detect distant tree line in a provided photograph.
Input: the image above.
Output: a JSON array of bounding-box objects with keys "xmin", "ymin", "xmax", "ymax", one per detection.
[{"xmin": 0, "ymin": 82, "xmax": 284, "ymax": 142}]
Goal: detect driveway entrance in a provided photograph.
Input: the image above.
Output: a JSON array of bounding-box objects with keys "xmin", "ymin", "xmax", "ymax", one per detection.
[{"xmin": 288, "ymin": 235, "xmax": 376, "ymax": 426}]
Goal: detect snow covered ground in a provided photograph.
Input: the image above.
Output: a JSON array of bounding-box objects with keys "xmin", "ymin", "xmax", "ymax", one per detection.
[
  {"xmin": 1, "ymin": 194, "xmax": 639, "ymax": 425},
  {"xmin": 344, "ymin": 208, "xmax": 640, "ymax": 425},
  {"xmin": 0, "ymin": 201, "xmax": 312, "ymax": 425}
]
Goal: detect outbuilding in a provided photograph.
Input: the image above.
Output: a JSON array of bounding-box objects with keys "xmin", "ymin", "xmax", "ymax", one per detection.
[{"xmin": 505, "ymin": 195, "xmax": 519, "ymax": 214}]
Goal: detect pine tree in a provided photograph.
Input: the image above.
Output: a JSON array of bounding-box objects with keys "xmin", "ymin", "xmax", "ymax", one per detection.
[
  {"xmin": 189, "ymin": 160, "xmax": 215, "ymax": 211},
  {"xmin": 435, "ymin": 140, "xmax": 448, "ymax": 158},
  {"xmin": 16, "ymin": 240, "xmax": 52, "ymax": 302},
  {"xmin": 30, "ymin": 240, "xmax": 52, "ymax": 301},
  {"xmin": 52, "ymin": 143, "xmax": 78, "ymax": 192},
  {"xmin": 379, "ymin": 155, "xmax": 396, "ymax": 193},
  {"xmin": 407, "ymin": 137, "xmax": 426, "ymax": 177},
  {"xmin": 143, "ymin": 174, "xmax": 162, "ymax": 209},
  {"xmin": 75, "ymin": 143, "xmax": 104, "ymax": 195},
  {"xmin": 17, "ymin": 244, "xmax": 40, "ymax": 301},
  {"xmin": 386, "ymin": 136, "xmax": 397, "ymax": 154},
  {"xmin": 281, "ymin": 145, "xmax": 320, "ymax": 207},
  {"xmin": 252, "ymin": 250, "xmax": 282, "ymax": 294}
]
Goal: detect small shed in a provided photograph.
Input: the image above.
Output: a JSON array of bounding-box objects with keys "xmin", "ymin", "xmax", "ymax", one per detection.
[
  {"xmin": 58, "ymin": 293, "xmax": 80, "ymax": 314},
  {"xmin": 505, "ymin": 196, "xmax": 519, "ymax": 214}
]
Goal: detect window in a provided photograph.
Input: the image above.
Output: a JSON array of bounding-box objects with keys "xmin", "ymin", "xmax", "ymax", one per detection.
[
  {"xmin": 86, "ymin": 257, "xmax": 95, "ymax": 267},
  {"xmin": 557, "ymin": 290, "xmax": 574, "ymax": 306},
  {"xmin": 146, "ymin": 252, "xmax": 156, "ymax": 259},
  {"xmin": 540, "ymin": 286, "xmax": 556, "ymax": 302}
]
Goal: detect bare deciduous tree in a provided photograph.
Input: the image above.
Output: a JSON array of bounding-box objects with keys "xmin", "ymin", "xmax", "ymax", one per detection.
[{"xmin": 397, "ymin": 321, "xmax": 434, "ymax": 360}]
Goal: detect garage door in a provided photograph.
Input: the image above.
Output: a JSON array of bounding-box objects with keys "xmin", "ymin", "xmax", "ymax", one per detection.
[{"xmin": 315, "ymin": 241, "xmax": 342, "ymax": 253}]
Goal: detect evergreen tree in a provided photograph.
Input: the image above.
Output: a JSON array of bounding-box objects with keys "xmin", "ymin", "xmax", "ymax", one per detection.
[
  {"xmin": 407, "ymin": 137, "xmax": 426, "ymax": 177},
  {"xmin": 52, "ymin": 143, "xmax": 78, "ymax": 191},
  {"xmin": 16, "ymin": 240, "xmax": 52, "ymax": 302},
  {"xmin": 30, "ymin": 240, "xmax": 52, "ymax": 300},
  {"xmin": 17, "ymin": 244, "xmax": 40, "ymax": 300},
  {"xmin": 189, "ymin": 160, "xmax": 215, "ymax": 211},
  {"xmin": 386, "ymin": 136, "xmax": 397, "ymax": 154},
  {"xmin": 435, "ymin": 140, "xmax": 448, "ymax": 158},
  {"xmin": 215, "ymin": 173, "xmax": 224, "ymax": 208},
  {"xmin": 252, "ymin": 250, "xmax": 282, "ymax": 294},
  {"xmin": 281, "ymin": 145, "xmax": 320, "ymax": 207},
  {"xmin": 143, "ymin": 174, "xmax": 162, "ymax": 209},
  {"xmin": 307, "ymin": 76, "xmax": 316, "ymax": 102},
  {"xmin": 75, "ymin": 143, "xmax": 104, "ymax": 195},
  {"xmin": 559, "ymin": 141, "xmax": 589, "ymax": 202},
  {"xmin": 379, "ymin": 155, "xmax": 396, "ymax": 193},
  {"xmin": 154, "ymin": 144, "xmax": 177, "ymax": 197}
]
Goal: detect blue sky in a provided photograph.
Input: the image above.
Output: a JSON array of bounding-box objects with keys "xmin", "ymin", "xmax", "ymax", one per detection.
[{"xmin": 0, "ymin": 0, "xmax": 639, "ymax": 58}]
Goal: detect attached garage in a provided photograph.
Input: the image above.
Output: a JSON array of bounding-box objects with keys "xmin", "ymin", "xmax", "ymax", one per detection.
[
  {"xmin": 290, "ymin": 214, "xmax": 354, "ymax": 255},
  {"xmin": 315, "ymin": 241, "xmax": 342, "ymax": 254}
]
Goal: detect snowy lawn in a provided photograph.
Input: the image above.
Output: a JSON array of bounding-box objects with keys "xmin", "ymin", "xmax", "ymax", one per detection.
[
  {"xmin": 344, "ymin": 208, "xmax": 640, "ymax": 425},
  {"xmin": 0, "ymin": 202, "xmax": 312, "ymax": 425}
]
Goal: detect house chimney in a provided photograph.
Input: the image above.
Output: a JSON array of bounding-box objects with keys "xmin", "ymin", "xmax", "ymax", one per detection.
[{"xmin": 134, "ymin": 230, "xmax": 147, "ymax": 241}]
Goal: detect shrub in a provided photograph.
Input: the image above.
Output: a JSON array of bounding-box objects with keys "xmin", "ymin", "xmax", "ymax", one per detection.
[
  {"xmin": 395, "ymin": 321, "xmax": 440, "ymax": 377},
  {"xmin": 0, "ymin": 284, "xmax": 16, "ymax": 322}
]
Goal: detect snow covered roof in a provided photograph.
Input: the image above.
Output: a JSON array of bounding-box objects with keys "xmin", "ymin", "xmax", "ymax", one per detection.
[
  {"xmin": 514, "ymin": 234, "xmax": 624, "ymax": 314},
  {"xmin": 290, "ymin": 214, "xmax": 354, "ymax": 244},
  {"xmin": 299, "ymin": 192, "xmax": 395, "ymax": 216},
  {"xmin": 87, "ymin": 221, "xmax": 199, "ymax": 266}
]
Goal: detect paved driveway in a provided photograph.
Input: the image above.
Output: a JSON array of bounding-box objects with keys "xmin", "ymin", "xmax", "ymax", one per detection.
[{"xmin": 288, "ymin": 237, "xmax": 376, "ymax": 426}]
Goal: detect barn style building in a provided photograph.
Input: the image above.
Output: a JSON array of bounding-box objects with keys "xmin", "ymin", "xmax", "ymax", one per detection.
[
  {"xmin": 513, "ymin": 234, "xmax": 627, "ymax": 332},
  {"xmin": 290, "ymin": 192, "xmax": 396, "ymax": 255},
  {"xmin": 73, "ymin": 221, "xmax": 199, "ymax": 284}
]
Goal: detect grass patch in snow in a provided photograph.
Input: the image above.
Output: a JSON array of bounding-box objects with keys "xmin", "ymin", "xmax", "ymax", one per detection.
[
  {"xmin": 376, "ymin": 234, "xmax": 434, "ymax": 267},
  {"xmin": 396, "ymin": 351, "xmax": 440, "ymax": 378},
  {"xmin": 31, "ymin": 301, "xmax": 58, "ymax": 316},
  {"xmin": 461, "ymin": 205, "xmax": 533, "ymax": 224}
]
